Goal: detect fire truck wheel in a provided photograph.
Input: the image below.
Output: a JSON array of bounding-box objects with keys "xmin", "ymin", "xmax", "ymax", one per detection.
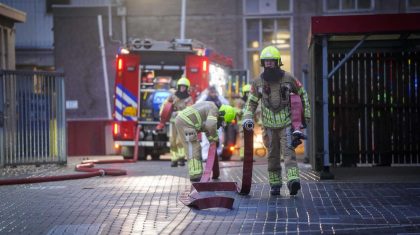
[
  {"xmin": 137, "ymin": 147, "xmax": 147, "ymax": 160},
  {"xmin": 122, "ymin": 146, "xmax": 147, "ymax": 160},
  {"xmin": 151, "ymin": 154, "xmax": 160, "ymax": 160}
]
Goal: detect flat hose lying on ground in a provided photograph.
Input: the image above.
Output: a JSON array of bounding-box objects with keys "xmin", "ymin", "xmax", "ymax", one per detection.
[
  {"xmin": 0, "ymin": 125, "xmax": 142, "ymax": 186},
  {"xmin": 179, "ymin": 128, "xmax": 254, "ymax": 209}
]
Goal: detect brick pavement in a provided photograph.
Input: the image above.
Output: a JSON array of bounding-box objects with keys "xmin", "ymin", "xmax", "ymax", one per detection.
[{"xmin": 0, "ymin": 157, "xmax": 419, "ymax": 234}]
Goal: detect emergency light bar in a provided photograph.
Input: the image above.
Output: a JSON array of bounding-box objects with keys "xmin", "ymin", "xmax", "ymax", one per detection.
[{"xmin": 128, "ymin": 38, "xmax": 194, "ymax": 52}]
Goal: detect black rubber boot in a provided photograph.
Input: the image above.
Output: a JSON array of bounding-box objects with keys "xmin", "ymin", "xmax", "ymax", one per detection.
[
  {"xmin": 190, "ymin": 177, "xmax": 201, "ymax": 182},
  {"xmin": 170, "ymin": 161, "xmax": 178, "ymax": 167},
  {"xmin": 178, "ymin": 159, "xmax": 185, "ymax": 166},
  {"xmin": 287, "ymin": 180, "xmax": 301, "ymax": 196},
  {"xmin": 270, "ymin": 185, "xmax": 282, "ymax": 196}
]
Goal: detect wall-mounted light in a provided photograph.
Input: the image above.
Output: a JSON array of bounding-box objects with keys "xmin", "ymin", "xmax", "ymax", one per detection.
[
  {"xmin": 277, "ymin": 44, "xmax": 290, "ymax": 49},
  {"xmin": 276, "ymin": 32, "xmax": 290, "ymax": 39},
  {"xmin": 271, "ymin": 39, "xmax": 287, "ymax": 44},
  {"xmin": 251, "ymin": 41, "xmax": 259, "ymax": 48}
]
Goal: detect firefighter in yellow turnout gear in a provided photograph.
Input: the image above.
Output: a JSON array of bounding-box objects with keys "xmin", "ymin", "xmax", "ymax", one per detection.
[
  {"xmin": 162, "ymin": 77, "xmax": 194, "ymax": 167},
  {"xmin": 242, "ymin": 46, "xmax": 311, "ymax": 196},
  {"xmin": 175, "ymin": 101, "xmax": 236, "ymax": 182}
]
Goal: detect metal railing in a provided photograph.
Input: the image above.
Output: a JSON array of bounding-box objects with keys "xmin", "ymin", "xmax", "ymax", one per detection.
[
  {"xmin": 0, "ymin": 70, "xmax": 66, "ymax": 166},
  {"xmin": 328, "ymin": 51, "xmax": 420, "ymax": 166}
]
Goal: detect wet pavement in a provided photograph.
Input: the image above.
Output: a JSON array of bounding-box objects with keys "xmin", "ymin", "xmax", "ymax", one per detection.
[{"xmin": 0, "ymin": 155, "xmax": 419, "ymax": 234}]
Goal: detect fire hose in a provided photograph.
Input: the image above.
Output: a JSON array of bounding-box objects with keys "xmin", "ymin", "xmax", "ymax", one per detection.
[
  {"xmin": 179, "ymin": 93, "xmax": 306, "ymax": 209},
  {"xmin": 0, "ymin": 125, "xmax": 143, "ymax": 186},
  {"xmin": 179, "ymin": 124, "xmax": 254, "ymax": 210}
]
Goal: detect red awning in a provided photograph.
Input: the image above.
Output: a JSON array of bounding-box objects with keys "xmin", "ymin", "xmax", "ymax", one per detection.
[{"xmin": 311, "ymin": 13, "xmax": 420, "ymax": 35}]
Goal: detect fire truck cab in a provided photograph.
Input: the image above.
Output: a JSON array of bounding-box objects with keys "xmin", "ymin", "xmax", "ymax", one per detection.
[{"xmin": 113, "ymin": 38, "xmax": 233, "ymax": 160}]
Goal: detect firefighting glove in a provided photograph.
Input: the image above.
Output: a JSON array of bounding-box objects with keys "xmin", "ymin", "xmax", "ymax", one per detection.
[
  {"xmin": 291, "ymin": 130, "xmax": 307, "ymax": 148},
  {"xmin": 208, "ymin": 135, "xmax": 219, "ymax": 143},
  {"xmin": 242, "ymin": 119, "xmax": 254, "ymax": 131},
  {"xmin": 155, "ymin": 123, "xmax": 165, "ymax": 131}
]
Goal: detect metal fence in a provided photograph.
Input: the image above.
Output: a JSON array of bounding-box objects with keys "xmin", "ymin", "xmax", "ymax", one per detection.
[
  {"xmin": 0, "ymin": 70, "xmax": 66, "ymax": 166},
  {"xmin": 308, "ymin": 37, "xmax": 420, "ymax": 172},
  {"xmin": 328, "ymin": 51, "xmax": 420, "ymax": 167},
  {"xmin": 328, "ymin": 51, "xmax": 420, "ymax": 165}
]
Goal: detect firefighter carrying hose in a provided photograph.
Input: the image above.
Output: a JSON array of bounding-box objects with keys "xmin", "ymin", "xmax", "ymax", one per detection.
[
  {"xmin": 160, "ymin": 77, "xmax": 194, "ymax": 167},
  {"xmin": 174, "ymin": 101, "xmax": 236, "ymax": 182},
  {"xmin": 242, "ymin": 46, "xmax": 310, "ymax": 196}
]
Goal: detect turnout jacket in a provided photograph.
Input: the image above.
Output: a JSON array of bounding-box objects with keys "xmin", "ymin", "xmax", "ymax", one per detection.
[
  {"xmin": 243, "ymin": 71, "xmax": 310, "ymax": 129},
  {"xmin": 163, "ymin": 93, "xmax": 194, "ymax": 121},
  {"xmin": 178, "ymin": 101, "xmax": 220, "ymax": 142}
]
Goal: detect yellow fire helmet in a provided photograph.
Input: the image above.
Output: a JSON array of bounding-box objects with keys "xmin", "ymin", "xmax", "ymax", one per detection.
[
  {"xmin": 242, "ymin": 84, "xmax": 251, "ymax": 96},
  {"xmin": 177, "ymin": 77, "xmax": 190, "ymax": 88},
  {"xmin": 219, "ymin": 104, "xmax": 236, "ymax": 123},
  {"xmin": 260, "ymin": 46, "xmax": 283, "ymax": 66}
]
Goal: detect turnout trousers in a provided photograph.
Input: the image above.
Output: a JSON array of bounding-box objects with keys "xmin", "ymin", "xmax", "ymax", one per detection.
[
  {"xmin": 263, "ymin": 125, "xmax": 300, "ymax": 187},
  {"xmin": 174, "ymin": 117, "xmax": 203, "ymax": 181},
  {"xmin": 169, "ymin": 121, "xmax": 185, "ymax": 162}
]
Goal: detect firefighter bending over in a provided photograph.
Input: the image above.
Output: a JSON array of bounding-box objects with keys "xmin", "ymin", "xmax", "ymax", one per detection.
[
  {"xmin": 161, "ymin": 77, "xmax": 194, "ymax": 167},
  {"xmin": 174, "ymin": 101, "xmax": 236, "ymax": 182},
  {"xmin": 196, "ymin": 85, "xmax": 229, "ymax": 161},
  {"xmin": 242, "ymin": 46, "xmax": 310, "ymax": 196}
]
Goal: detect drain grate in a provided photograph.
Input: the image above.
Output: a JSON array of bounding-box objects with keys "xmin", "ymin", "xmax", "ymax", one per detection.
[{"xmin": 46, "ymin": 224, "xmax": 104, "ymax": 235}]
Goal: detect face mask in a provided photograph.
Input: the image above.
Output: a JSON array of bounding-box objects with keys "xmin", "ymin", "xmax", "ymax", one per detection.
[
  {"xmin": 217, "ymin": 118, "xmax": 225, "ymax": 128},
  {"xmin": 175, "ymin": 89, "xmax": 189, "ymax": 99},
  {"xmin": 242, "ymin": 94, "xmax": 249, "ymax": 102},
  {"xmin": 217, "ymin": 111, "xmax": 226, "ymax": 128},
  {"xmin": 262, "ymin": 67, "xmax": 284, "ymax": 82}
]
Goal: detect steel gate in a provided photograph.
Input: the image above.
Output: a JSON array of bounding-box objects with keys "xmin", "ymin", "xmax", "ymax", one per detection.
[
  {"xmin": 0, "ymin": 70, "xmax": 66, "ymax": 166},
  {"xmin": 307, "ymin": 14, "xmax": 420, "ymax": 177},
  {"xmin": 328, "ymin": 51, "xmax": 420, "ymax": 166}
]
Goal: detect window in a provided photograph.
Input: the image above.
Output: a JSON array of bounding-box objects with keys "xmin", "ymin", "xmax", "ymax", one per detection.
[
  {"xmin": 262, "ymin": 19, "xmax": 275, "ymax": 45},
  {"xmin": 245, "ymin": 0, "xmax": 260, "ymax": 14},
  {"xmin": 247, "ymin": 51, "xmax": 261, "ymax": 79},
  {"xmin": 245, "ymin": 0, "xmax": 291, "ymax": 14},
  {"xmin": 407, "ymin": 0, "xmax": 420, "ymax": 9},
  {"xmin": 246, "ymin": 20, "xmax": 259, "ymax": 48},
  {"xmin": 259, "ymin": 0, "xmax": 278, "ymax": 14},
  {"xmin": 324, "ymin": 0, "xmax": 373, "ymax": 12},
  {"xmin": 245, "ymin": 18, "xmax": 291, "ymax": 79},
  {"xmin": 342, "ymin": 0, "xmax": 355, "ymax": 9},
  {"xmin": 277, "ymin": 0, "xmax": 290, "ymax": 11},
  {"xmin": 326, "ymin": 0, "xmax": 339, "ymax": 10},
  {"xmin": 358, "ymin": 0, "xmax": 371, "ymax": 9}
]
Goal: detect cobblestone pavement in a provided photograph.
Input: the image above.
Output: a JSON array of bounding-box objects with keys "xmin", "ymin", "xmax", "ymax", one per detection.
[{"xmin": 0, "ymin": 156, "xmax": 419, "ymax": 234}]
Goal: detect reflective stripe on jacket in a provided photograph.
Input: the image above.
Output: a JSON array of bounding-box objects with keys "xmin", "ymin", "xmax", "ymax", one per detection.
[
  {"xmin": 243, "ymin": 71, "xmax": 310, "ymax": 128},
  {"xmin": 178, "ymin": 101, "xmax": 219, "ymax": 139}
]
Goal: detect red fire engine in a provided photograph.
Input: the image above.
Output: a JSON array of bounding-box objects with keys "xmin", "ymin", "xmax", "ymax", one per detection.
[{"xmin": 112, "ymin": 39, "xmax": 233, "ymax": 160}]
